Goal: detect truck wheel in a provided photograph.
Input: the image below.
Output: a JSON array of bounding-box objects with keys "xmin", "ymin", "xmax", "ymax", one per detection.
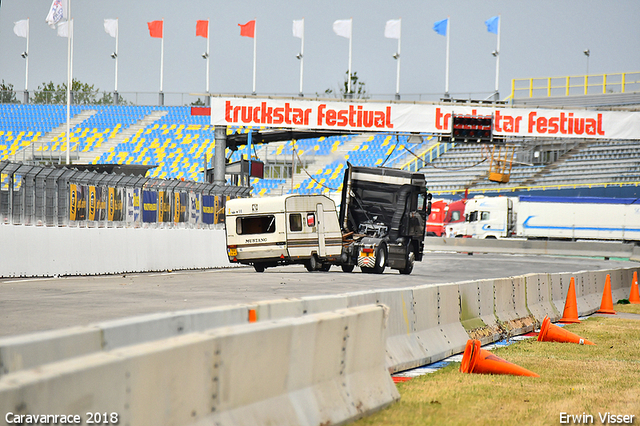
[
  {"xmin": 399, "ymin": 247, "xmax": 415, "ymax": 275},
  {"xmin": 373, "ymin": 243, "xmax": 387, "ymax": 274},
  {"xmin": 305, "ymin": 254, "xmax": 318, "ymax": 272},
  {"xmin": 253, "ymin": 263, "xmax": 266, "ymax": 273},
  {"xmin": 341, "ymin": 264, "xmax": 354, "ymax": 273},
  {"xmin": 319, "ymin": 263, "xmax": 331, "ymax": 272}
]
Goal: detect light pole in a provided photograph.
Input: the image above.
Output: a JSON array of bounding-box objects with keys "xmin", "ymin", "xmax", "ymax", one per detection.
[{"xmin": 584, "ymin": 49, "xmax": 590, "ymax": 76}]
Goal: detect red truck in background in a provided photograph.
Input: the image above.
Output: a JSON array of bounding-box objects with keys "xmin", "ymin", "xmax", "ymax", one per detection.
[{"xmin": 426, "ymin": 199, "xmax": 466, "ymax": 237}]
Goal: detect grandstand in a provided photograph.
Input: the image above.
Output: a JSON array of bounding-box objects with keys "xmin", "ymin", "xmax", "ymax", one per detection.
[{"xmin": 2, "ymin": 73, "xmax": 640, "ymax": 200}]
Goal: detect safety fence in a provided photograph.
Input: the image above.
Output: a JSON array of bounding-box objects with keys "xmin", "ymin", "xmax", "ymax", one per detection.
[{"xmin": 0, "ymin": 160, "xmax": 251, "ymax": 228}]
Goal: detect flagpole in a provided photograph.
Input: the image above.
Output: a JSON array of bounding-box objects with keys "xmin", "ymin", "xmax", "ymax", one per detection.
[
  {"xmin": 252, "ymin": 18, "xmax": 257, "ymax": 95},
  {"xmin": 299, "ymin": 18, "xmax": 304, "ymax": 97},
  {"xmin": 66, "ymin": 7, "xmax": 72, "ymax": 165},
  {"xmin": 115, "ymin": 18, "xmax": 119, "ymax": 93},
  {"xmin": 444, "ymin": 16, "xmax": 450, "ymax": 98},
  {"xmin": 160, "ymin": 19, "xmax": 164, "ymax": 95},
  {"xmin": 494, "ymin": 14, "xmax": 501, "ymax": 99},
  {"xmin": 25, "ymin": 18, "xmax": 30, "ymax": 102},
  {"xmin": 348, "ymin": 18, "xmax": 352, "ymax": 95},
  {"xmin": 206, "ymin": 19, "xmax": 210, "ymax": 94},
  {"xmin": 395, "ymin": 18, "xmax": 401, "ymax": 100}
]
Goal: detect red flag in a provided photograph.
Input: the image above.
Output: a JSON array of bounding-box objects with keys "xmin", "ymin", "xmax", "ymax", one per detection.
[
  {"xmin": 238, "ymin": 20, "xmax": 255, "ymax": 38},
  {"xmin": 196, "ymin": 20, "xmax": 208, "ymax": 38},
  {"xmin": 147, "ymin": 20, "xmax": 163, "ymax": 38}
]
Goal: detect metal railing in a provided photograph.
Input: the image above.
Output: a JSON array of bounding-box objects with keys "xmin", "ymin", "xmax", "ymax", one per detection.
[
  {"xmin": 400, "ymin": 141, "xmax": 456, "ymax": 172},
  {"xmin": 0, "ymin": 160, "xmax": 250, "ymax": 228},
  {"xmin": 510, "ymin": 71, "xmax": 640, "ymax": 99}
]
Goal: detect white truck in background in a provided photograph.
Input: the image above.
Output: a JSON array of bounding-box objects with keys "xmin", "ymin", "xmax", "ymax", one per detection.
[{"xmin": 462, "ymin": 195, "xmax": 640, "ymax": 242}]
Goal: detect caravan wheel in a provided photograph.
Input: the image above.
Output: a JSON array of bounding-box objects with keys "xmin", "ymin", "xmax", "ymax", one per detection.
[{"xmin": 305, "ymin": 254, "xmax": 318, "ymax": 272}]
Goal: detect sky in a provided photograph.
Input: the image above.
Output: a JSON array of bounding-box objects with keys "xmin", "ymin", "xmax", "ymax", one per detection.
[{"xmin": 0, "ymin": 0, "xmax": 639, "ymax": 104}]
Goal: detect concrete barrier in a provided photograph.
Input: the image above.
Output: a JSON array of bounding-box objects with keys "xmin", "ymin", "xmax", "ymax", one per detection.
[
  {"xmin": 0, "ymin": 305, "xmax": 398, "ymax": 426},
  {"xmin": 0, "ymin": 305, "xmax": 249, "ymax": 375},
  {"xmin": 524, "ymin": 273, "xmax": 560, "ymax": 323},
  {"xmin": 424, "ymin": 237, "xmax": 638, "ymax": 260},
  {"xmin": 458, "ymin": 279, "xmax": 501, "ymax": 345},
  {"xmin": 0, "ymin": 226, "xmax": 234, "ymax": 278},
  {"xmin": 412, "ymin": 283, "xmax": 468, "ymax": 369},
  {"xmin": 493, "ymin": 276, "xmax": 535, "ymax": 336}
]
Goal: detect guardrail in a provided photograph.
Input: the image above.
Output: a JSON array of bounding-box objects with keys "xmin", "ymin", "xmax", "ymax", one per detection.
[
  {"xmin": 400, "ymin": 140, "xmax": 455, "ymax": 172},
  {"xmin": 1, "ymin": 265, "xmax": 636, "ymax": 425},
  {"xmin": 510, "ymin": 71, "xmax": 640, "ymax": 99},
  {"xmin": 423, "ymin": 237, "xmax": 640, "ymax": 261}
]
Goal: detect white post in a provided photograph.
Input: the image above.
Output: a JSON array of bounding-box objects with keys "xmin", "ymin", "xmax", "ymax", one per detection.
[
  {"xmin": 494, "ymin": 14, "xmax": 501, "ymax": 98},
  {"xmin": 114, "ymin": 18, "xmax": 119, "ymax": 92},
  {"xmin": 160, "ymin": 19, "xmax": 164, "ymax": 93},
  {"xmin": 25, "ymin": 18, "xmax": 30, "ymax": 95},
  {"xmin": 252, "ymin": 18, "xmax": 257, "ymax": 95},
  {"xmin": 299, "ymin": 18, "xmax": 304, "ymax": 96},
  {"xmin": 348, "ymin": 18, "xmax": 353, "ymax": 95},
  {"xmin": 395, "ymin": 18, "xmax": 401, "ymax": 99},
  {"xmin": 206, "ymin": 19, "xmax": 210, "ymax": 94},
  {"xmin": 444, "ymin": 16, "xmax": 450, "ymax": 97}
]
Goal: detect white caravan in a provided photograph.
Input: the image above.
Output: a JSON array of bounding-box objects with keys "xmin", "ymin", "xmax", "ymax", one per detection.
[{"xmin": 225, "ymin": 194, "xmax": 343, "ymax": 272}]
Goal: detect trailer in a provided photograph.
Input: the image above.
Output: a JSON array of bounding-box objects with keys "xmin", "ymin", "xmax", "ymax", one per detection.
[
  {"xmin": 225, "ymin": 194, "xmax": 343, "ymax": 272},
  {"xmin": 460, "ymin": 195, "xmax": 640, "ymax": 242}
]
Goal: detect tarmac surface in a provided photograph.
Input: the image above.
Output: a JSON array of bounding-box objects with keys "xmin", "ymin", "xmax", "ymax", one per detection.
[{"xmin": 0, "ymin": 252, "xmax": 635, "ymax": 338}]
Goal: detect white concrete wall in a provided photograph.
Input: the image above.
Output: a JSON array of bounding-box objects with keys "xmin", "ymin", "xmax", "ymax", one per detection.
[{"xmin": 0, "ymin": 225, "xmax": 232, "ymax": 277}]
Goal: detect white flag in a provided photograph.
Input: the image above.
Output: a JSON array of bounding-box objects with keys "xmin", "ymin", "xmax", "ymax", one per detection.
[
  {"xmin": 13, "ymin": 19, "xmax": 29, "ymax": 38},
  {"xmin": 104, "ymin": 19, "xmax": 118, "ymax": 38},
  {"xmin": 45, "ymin": 0, "xmax": 67, "ymax": 29},
  {"xmin": 57, "ymin": 20, "xmax": 69, "ymax": 37},
  {"xmin": 292, "ymin": 19, "xmax": 303, "ymax": 39},
  {"xmin": 333, "ymin": 19, "xmax": 351, "ymax": 39},
  {"xmin": 385, "ymin": 19, "xmax": 401, "ymax": 39}
]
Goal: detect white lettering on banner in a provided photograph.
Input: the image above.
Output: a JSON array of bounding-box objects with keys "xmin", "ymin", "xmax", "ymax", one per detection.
[{"xmin": 210, "ymin": 98, "xmax": 640, "ymax": 140}]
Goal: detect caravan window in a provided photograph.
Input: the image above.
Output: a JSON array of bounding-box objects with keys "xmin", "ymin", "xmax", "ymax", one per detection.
[
  {"xmin": 289, "ymin": 213, "xmax": 302, "ymax": 232},
  {"xmin": 480, "ymin": 211, "xmax": 490, "ymax": 221},
  {"xmin": 236, "ymin": 215, "xmax": 276, "ymax": 235}
]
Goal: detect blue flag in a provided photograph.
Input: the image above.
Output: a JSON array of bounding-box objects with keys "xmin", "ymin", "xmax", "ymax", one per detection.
[
  {"xmin": 433, "ymin": 18, "xmax": 448, "ymax": 36},
  {"xmin": 485, "ymin": 16, "xmax": 499, "ymax": 34}
]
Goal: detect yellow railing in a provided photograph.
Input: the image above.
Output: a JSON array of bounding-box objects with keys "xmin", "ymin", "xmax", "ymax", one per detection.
[
  {"xmin": 429, "ymin": 181, "xmax": 640, "ymax": 196},
  {"xmin": 510, "ymin": 72, "xmax": 640, "ymax": 99},
  {"xmin": 400, "ymin": 139, "xmax": 455, "ymax": 172}
]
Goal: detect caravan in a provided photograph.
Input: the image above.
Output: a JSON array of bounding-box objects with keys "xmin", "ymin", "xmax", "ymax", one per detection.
[{"xmin": 225, "ymin": 194, "xmax": 343, "ymax": 272}]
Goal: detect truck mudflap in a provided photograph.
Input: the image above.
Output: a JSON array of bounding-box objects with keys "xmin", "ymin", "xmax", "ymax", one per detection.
[
  {"xmin": 387, "ymin": 243, "xmax": 408, "ymax": 269},
  {"xmin": 357, "ymin": 252, "xmax": 377, "ymax": 269}
]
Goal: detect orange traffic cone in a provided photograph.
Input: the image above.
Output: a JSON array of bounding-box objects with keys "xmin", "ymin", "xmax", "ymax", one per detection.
[
  {"xmin": 460, "ymin": 339, "xmax": 539, "ymax": 378},
  {"xmin": 597, "ymin": 274, "xmax": 616, "ymax": 315},
  {"xmin": 537, "ymin": 316, "xmax": 595, "ymax": 345},
  {"xmin": 559, "ymin": 277, "xmax": 581, "ymax": 324},
  {"xmin": 629, "ymin": 271, "xmax": 640, "ymax": 304}
]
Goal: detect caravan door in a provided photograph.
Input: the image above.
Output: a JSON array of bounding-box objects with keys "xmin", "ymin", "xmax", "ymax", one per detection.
[{"xmin": 316, "ymin": 203, "xmax": 326, "ymax": 257}]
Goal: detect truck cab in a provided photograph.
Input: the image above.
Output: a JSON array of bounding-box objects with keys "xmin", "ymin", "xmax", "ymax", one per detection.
[
  {"xmin": 339, "ymin": 164, "xmax": 431, "ymax": 274},
  {"xmin": 463, "ymin": 196, "xmax": 517, "ymax": 239}
]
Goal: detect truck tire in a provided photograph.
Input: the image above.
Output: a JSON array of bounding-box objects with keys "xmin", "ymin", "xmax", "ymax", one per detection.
[
  {"xmin": 305, "ymin": 254, "xmax": 318, "ymax": 272},
  {"xmin": 399, "ymin": 246, "xmax": 415, "ymax": 275},
  {"xmin": 254, "ymin": 263, "xmax": 266, "ymax": 273},
  {"xmin": 372, "ymin": 243, "xmax": 387, "ymax": 274},
  {"xmin": 341, "ymin": 264, "xmax": 354, "ymax": 273}
]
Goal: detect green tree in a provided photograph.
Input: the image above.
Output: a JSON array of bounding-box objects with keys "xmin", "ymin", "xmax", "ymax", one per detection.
[
  {"xmin": 320, "ymin": 71, "xmax": 368, "ymax": 99},
  {"xmin": 0, "ymin": 80, "xmax": 20, "ymax": 104},
  {"xmin": 31, "ymin": 79, "xmax": 127, "ymax": 105}
]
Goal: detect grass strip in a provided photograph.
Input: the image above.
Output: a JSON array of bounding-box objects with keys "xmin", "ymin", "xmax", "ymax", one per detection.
[{"xmin": 355, "ymin": 304, "xmax": 640, "ymax": 426}]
